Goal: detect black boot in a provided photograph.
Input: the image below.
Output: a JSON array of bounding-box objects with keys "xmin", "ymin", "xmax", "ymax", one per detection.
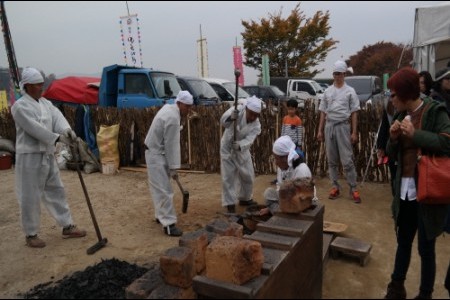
[
  {"xmin": 413, "ymin": 292, "xmax": 432, "ymax": 299},
  {"xmin": 163, "ymin": 224, "xmax": 183, "ymax": 237},
  {"xmin": 384, "ymin": 280, "xmax": 406, "ymax": 299},
  {"xmin": 227, "ymin": 205, "xmax": 236, "ymax": 213}
]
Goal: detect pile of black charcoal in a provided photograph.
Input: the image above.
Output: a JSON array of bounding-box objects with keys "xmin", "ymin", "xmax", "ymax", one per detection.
[{"xmin": 22, "ymin": 258, "xmax": 149, "ymax": 299}]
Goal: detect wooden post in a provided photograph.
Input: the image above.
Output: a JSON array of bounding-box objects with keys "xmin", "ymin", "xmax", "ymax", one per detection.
[
  {"xmin": 275, "ymin": 111, "xmax": 279, "ymax": 138},
  {"xmin": 188, "ymin": 118, "xmax": 192, "ymax": 166}
]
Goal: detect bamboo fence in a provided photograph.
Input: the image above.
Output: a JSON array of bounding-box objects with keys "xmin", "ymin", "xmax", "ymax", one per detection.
[{"xmin": 0, "ymin": 100, "xmax": 390, "ymax": 183}]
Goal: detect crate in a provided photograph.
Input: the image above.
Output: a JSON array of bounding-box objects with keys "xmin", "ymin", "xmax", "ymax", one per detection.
[
  {"xmin": 102, "ymin": 161, "xmax": 117, "ymax": 175},
  {"xmin": 0, "ymin": 153, "xmax": 12, "ymax": 170}
]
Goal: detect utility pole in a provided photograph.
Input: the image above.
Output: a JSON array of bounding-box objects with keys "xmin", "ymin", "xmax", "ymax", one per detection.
[
  {"xmin": 197, "ymin": 25, "xmax": 208, "ymax": 78},
  {"xmin": 0, "ymin": 1, "xmax": 20, "ymax": 90}
]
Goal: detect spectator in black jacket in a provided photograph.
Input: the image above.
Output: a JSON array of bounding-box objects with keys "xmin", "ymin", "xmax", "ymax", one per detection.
[
  {"xmin": 376, "ymin": 94, "xmax": 397, "ymax": 195},
  {"xmin": 419, "ymin": 71, "xmax": 433, "ymax": 97},
  {"xmin": 431, "ymin": 67, "xmax": 450, "ymax": 114}
]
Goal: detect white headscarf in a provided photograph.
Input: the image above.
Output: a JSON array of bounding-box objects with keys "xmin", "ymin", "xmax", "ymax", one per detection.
[
  {"xmin": 19, "ymin": 67, "xmax": 44, "ymax": 94},
  {"xmin": 272, "ymin": 135, "xmax": 299, "ymax": 167},
  {"xmin": 245, "ymin": 95, "xmax": 262, "ymax": 113},
  {"xmin": 175, "ymin": 90, "xmax": 194, "ymax": 105},
  {"xmin": 333, "ymin": 60, "xmax": 348, "ymax": 73}
]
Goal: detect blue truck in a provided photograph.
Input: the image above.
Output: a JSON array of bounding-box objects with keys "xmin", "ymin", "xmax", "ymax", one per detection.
[
  {"xmin": 98, "ymin": 64, "xmax": 181, "ymax": 108},
  {"xmin": 44, "ymin": 64, "xmax": 182, "ymax": 108}
]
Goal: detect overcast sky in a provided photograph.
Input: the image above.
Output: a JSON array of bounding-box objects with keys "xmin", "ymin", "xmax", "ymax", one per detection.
[{"xmin": 0, "ymin": 1, "xmax": 442, "ymax": 84}]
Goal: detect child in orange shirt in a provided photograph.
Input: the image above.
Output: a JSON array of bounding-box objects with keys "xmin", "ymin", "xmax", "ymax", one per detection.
[
  {"xmin": 271, "ymin": 99, "xmax": 304, "ymax": 185},
  {"xmin": 281, "ymin": 99, "xmax": 303, "ymax": 148}
]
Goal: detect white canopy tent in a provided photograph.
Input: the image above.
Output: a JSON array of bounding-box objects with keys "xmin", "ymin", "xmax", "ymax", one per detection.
[{"xmin": 412, "ymin": 1, "xmax": 450, "ymax": 78}]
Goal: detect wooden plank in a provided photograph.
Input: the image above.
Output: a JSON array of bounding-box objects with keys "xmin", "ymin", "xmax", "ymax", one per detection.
[
  {"xmin": 243, "ymin": 231, "xmax": 300, "ymax": 251},
  {"xmin": 120, "ymin": 166, "xmax": 147, "ymax": 173},
  {"xmin": 120, "ymin": 166, "xmax": 205, "ymax": 174},
  {"xmin": 323, "ymin": 233, "xmax": 334, "ymax": 264},
  {"xmin": 192, "ymin": 275, "xmax": 255, "ymax": 299},
  {"xmin": 178, "ymin": 169, "xmax": 206, "ymax": 174},
  {"xmin": 261, "ymin": 248, "xmax": 288, "ymax": 274},
  {"xmin": 256, "ymin": 223, "xmax": 304, "ymax": 237},
  {"xmin": 257, "ymin": 215, "xmax": 311, "ymax": 236},
  {"xmin": 323, "ymin": 221, "xmax": 348, "ymax": 233}
]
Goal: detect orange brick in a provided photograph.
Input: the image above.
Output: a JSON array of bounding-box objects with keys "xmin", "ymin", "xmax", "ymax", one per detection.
[
  {"xmin": 205, "ymin": 236, "xmax": 263, "ymax": 285},
  {"xmin": 125, "ymin": 267, "xmax": 163, "ymax": 299},
  {"xmin": 279, "ymin": 178, "xmax": 315, "ymax": 213},
  {"xmin": 160, "ymin": 246, "xmax": 195, "ymax": 288},
  {"xmin": 179, "ymin": 230, "xmax": 208, "ymax": 274}
]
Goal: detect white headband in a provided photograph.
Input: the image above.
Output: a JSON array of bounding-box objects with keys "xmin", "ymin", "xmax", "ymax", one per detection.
[
  {"xmin": 272, "ymin": 135, "xmax": 299, "ymax": 167},
  {"xmin": 175, "ymin": 90, "xmax": 194, "ymax": 105},
  {"xmin": 245, "ymin": 95, "xmax": 262, "ymax": 113},
  {"xmin": 19, "ymin": 67, "xmax": 44, "ymax": 93}
]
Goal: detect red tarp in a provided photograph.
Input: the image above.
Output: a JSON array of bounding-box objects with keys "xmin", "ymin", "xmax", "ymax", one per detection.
[{"xmin": 43, "ymin": 76, "xmax": 100, "ymax": 105}]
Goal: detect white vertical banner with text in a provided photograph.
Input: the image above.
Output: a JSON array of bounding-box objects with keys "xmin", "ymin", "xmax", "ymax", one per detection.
[{"xmin": 120, "ymin": 14, "xmax": 143, "ymax": 68}]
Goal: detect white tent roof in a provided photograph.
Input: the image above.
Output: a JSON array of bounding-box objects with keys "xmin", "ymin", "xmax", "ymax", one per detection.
[
  {"xmin": 413, "ymin": 2, "xmax": 450, "ymax": 77},
  {"xmin": 413, "ymin": 2, "xmax": 450, "ymax": 47}
]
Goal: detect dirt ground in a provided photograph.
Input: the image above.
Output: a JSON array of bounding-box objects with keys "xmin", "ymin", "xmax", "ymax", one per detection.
[{"xmin": 0, "ymin": 167, "xmax": 449, "ymax": 299}]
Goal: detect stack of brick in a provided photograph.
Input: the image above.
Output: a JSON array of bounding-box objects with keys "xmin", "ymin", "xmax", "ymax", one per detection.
[
  {"xmin": 125, "ymin": 217, "xmax": 265, "ymax": 298},
  {"xmin": 205, "ymin": 218, "xmax": 243, "ymax": 237},
  {"xmin": 179, "ymin": 230, "xmax": 209, "ymax": 274},
  {"xmin": 125, "ymin": 246, "xmax": 197, "ymax": 299}
]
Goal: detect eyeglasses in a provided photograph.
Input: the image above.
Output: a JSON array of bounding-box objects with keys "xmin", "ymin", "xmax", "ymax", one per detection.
[
  {"xmin": 390, "ymin": 93, "xmax": 396, "ymax": 98},
  {"xmin": 333, "ymin": 72, "xmax": 344, "ymax": 76}
]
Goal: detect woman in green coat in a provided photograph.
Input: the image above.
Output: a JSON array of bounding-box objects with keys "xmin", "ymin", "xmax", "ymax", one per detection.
[{"xmin": 383, "ymin": 67, "xmax": 450, "ymax": 299}]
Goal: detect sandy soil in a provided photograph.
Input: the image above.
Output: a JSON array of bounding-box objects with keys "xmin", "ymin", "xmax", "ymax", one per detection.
[{"xmin": 0, "ymin": 167, "xmax": 449, "ymax": 299}]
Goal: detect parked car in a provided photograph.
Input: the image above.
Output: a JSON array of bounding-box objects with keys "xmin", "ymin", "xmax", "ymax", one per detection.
[
  {"xmin": 203, "ymin": 77, "xmax": 249, "ymax": 106},
  {"xmin": 345, "ymin": 75, "xmax": 383, "ymax": 106},
  {"xmin": 176, "ymin": 76, "xmax": 220, "ymax": 106},
  {"xmin": 242, "ymin": 85, "xmax": 287, "ymax": 105},
  {"xmin": 270, "ymin": 77, "xmax": 323, "ymax": 109},
  {"xmin": 318, "ymin": 82, "xmax": 329, "ymax": 90}
]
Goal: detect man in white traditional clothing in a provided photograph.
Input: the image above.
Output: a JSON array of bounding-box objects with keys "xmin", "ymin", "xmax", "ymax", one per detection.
[
  {"xmin": 11, "ymin": 67, "xmax": 86, "ymax": 248},
  {"xmin": 260, "ymin": 135, "xmax": 317, "ymax": 216},
  {"xmin": 144, "ymin": 90, "xmax": 193, "ymax": 236},
  {"xmin": 220, "ymin": 95, "xmax": 262, "ymax": 213}
]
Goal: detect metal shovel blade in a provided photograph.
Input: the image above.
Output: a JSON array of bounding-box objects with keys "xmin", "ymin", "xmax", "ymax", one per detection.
[
  {"xmin": 86, "ymin": 238, "xmax": 108, "ymax": 255},
  {"xmin": 182, "ymin": 191, "xmax": 189, "ymax": 213}
]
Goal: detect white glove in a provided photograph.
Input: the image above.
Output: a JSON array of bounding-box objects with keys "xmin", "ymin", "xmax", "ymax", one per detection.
[
  {"xmin": 232, "ymin": 141, "xmax": 240, "ymax": 151},
  {"xmin": 63, "ymin": 128, "xmax": 77, "ymax": 142},
  {"xmin": 58, "ymin": 134, "xmax": 72, "ymax": 146},
  {"xmin": 230, "ymin": 109, "xmax": 239, "ymax": 121},
  {"xmin": 169, "ymin": 169, "xmax": 178, "ymax": 180}
]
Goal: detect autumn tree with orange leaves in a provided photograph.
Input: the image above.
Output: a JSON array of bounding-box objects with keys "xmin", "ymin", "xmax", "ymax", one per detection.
[
  {"xmin": 346, "ymin": 41, "xmax": 413, "ymax": 78},
  {"xmin": 241, "ymin": 3, "xmax": 337, "ymax": 78}
]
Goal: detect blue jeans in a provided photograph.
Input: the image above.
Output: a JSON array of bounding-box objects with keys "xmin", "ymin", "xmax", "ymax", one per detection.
[{"xmin": 391, "ymin": 199, "xmax": 436, "ymax": 295}]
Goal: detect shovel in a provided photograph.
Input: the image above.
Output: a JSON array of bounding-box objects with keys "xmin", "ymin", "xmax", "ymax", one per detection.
[
  {"xmin": 71, "ymin": 141, "xmax": 108, "ymax": 255},
  {"xmin": 174, "ymin": 176, "xmax": 189, "ymax": 213}
]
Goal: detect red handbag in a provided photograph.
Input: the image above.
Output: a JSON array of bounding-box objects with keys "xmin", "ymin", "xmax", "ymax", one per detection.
[{"xmin": 417, "ymin": 152, "xmax": 450, "ymax": 204}]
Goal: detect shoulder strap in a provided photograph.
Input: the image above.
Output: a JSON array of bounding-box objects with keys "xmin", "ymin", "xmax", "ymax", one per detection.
[{"xmin": 417, "ymin": 102, "xmax": 433, "ymax": 157}]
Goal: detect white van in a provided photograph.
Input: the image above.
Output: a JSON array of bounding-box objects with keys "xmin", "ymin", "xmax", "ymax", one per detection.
[
  {"xmin": 270, "ymin": 77, "xmax": 323, "ymax": 109},
  {"xmin": 203, "ymin": 77, "xmax": 249, "ymax": 106},
  {"xmin": 286, "ymin": 79, "xmax": 323, "ymax": 109}
]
